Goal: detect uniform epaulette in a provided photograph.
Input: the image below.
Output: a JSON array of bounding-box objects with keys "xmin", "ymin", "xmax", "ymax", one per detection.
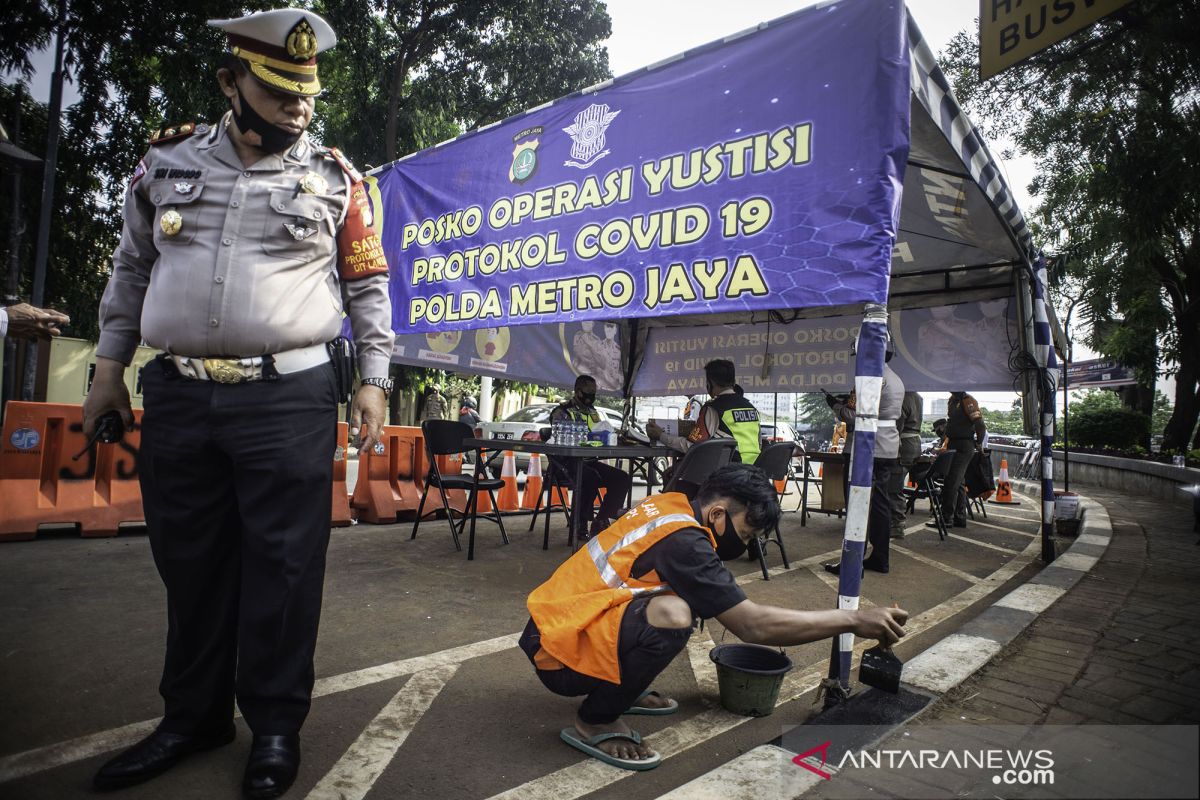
[
  {"xmin": 321, "ymin": 146, "xmax": 363, "ymax": 182},
  {"xmin": 149, "ymin": 122, "xmax": 198, "ymax": 146}
]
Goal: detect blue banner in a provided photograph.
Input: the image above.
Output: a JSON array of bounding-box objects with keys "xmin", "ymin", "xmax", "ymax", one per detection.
[{"xmin": 371, "ymin": 0, "xmax": 909, "ymax": 334}]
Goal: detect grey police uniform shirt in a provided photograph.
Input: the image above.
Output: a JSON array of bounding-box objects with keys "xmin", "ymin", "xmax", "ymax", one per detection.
[
  {"xmin": 833, "ymin": 363, "xmax": 905, "ymax": 460},
  {"xmin": 97, "ymin": 112, "xmax": 394, "ymax": 380}
]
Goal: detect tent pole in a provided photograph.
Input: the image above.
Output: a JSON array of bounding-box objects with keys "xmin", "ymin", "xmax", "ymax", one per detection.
[
  {"xmin": 823, "ymin": 302, "xmax": 887, "ymax": 707},
  {"xmin": 1031, "ymin": 257, "xmax": 1058, "ymax": 564}
]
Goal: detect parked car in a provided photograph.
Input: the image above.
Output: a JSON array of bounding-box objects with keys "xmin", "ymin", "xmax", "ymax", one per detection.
[
  {"xmin": 761, "ymin": 421, "xmax": 804, "ymax": 457},
  {"xmin": 477, "ymin": 404, "xmax": 626, "ymax": 472}
]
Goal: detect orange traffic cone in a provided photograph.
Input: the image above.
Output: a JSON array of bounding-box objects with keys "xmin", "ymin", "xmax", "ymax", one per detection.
[
  {"xmin": 521, "ymin": 455, "xmax": 544, "ymax": 510},
  {"xmin": 774, "ymin": 478, "xmax": 787, "ymax": 494},
  {"xmin": 593, "ymin": 486, "xmax": 608, "ymax": 507},
  {"xmin": 497, "ymin": 450, "xmax": 520, "ymax": 511},
  {"xmin": 988, "ymin": 458, "xmax": 1020, "ymax": 505}
]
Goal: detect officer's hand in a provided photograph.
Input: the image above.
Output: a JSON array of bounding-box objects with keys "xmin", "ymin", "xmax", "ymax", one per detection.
[
  {"xmin": 82, "ymin": 358, "xmax": 134, "ymax": 438},
  {"xmin": 646, "ymin": 420, "xmax": 662, "ymax": 441},
  {"xmin": 5, "ymin": 303, "xmax": 69, "ymax": 340},
  {"xmin": 851, "ymin": 606, "xmax": 908, "ymax": 646},
  {"xmin": 352, "ymin": 384, "xmax": 387, "ymax": 454}
]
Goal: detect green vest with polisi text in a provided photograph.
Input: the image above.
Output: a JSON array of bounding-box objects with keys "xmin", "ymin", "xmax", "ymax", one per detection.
[{"xmin": 709, "ymin": 393, "xmax": 761, "ymax": 464}]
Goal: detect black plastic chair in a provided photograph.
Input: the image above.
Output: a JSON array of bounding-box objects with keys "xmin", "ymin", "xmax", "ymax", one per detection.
[
  {"xmin": 528, "ymin": 457, "xmax": 574, "ymax": 549},
  {"xmin": 411, "ymin": 420, "xmax": 509, "ymax": 560},
  {"xmin": 662, "ymin": 439, "xmax": 736, "ymax": 498},
  {"xmin": 751, "ymin": 442, "xmax": 794, "ymax": 580},
  {"xmin": 904, "ymin": 450, "xmax": 953, "ymax": 540}
]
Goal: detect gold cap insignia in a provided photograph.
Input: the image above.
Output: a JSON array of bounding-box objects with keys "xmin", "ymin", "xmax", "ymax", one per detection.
[
  {"xmin": 286, "ymin": 19, "xmax": 318, "ymax": 61},
  {"xmin": 160, "ymin": 209, "xmax": 183, "ymax": 237},
  {"xmin": 298, "ymin": 172, "xmax": 328, "ymax": 195}
]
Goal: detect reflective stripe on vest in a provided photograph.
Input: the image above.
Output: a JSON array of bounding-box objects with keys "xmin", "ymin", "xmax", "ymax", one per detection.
[{"xmin": 587, "ymin": 513, "xmax": 697, "ymax": 589}]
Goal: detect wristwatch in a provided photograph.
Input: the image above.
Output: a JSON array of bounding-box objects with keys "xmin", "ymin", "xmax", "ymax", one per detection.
[{"xmin": 360, "ymin": 377, "xmax": 393, "ymax": 397}]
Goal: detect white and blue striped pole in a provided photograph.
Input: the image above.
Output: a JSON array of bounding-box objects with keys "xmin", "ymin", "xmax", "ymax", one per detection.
[
  {"xmin": 1031, "ymin": 257, "xmax": 1058, "ymax": 563},
  {"xmin": 825, "ymin": 302, "xmax": 889, "ymax": 700}
]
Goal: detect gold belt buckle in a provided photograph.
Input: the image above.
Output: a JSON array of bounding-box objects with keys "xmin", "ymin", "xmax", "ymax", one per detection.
[{"xmin": 203, "ymin": 358, "xmax": 246, "ymax": 384}]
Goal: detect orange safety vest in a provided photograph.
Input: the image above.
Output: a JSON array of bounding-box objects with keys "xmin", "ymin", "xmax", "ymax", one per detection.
[{"xmin": 526, "ymin": 492, "xmax": 717, "ymax": 684}]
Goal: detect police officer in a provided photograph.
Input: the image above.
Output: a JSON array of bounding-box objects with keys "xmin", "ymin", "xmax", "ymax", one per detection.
[
  {"xmin": 647, "ymin": 359, "xmax": 761, "ymax": 465},
  {"xmin": 83, "ymin": 10, "xmax": 394, "ymax": 798},
  {"xmin": 549, "ymin": 375, "xmax": 632, "ymax": 540},
  {"xmin": 890, "ymin": 391, "xmax": 923, "ymax": 538}
]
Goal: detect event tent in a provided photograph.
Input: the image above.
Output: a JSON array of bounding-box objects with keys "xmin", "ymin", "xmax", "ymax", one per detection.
[{"xmin": 365, "ymin": 0, "xmax": 1065, "ymax": 695}]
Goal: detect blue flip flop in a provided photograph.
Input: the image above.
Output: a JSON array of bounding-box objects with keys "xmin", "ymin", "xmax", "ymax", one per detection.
[
  {"xmin": 559, "ymin": 727, "xmax": 662, "ymax": 771},
  {"xmin": 624, "ymin": 689, "xmax": 679, "ymax": 716}
]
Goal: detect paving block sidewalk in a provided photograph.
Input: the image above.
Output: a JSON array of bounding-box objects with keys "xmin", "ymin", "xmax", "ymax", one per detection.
[
  {"xmin": 913, "ymin": 485, "xmax": 1200, "ymax": 729},
  {"xmin": 805, "ymin": 484, "xmax": 1200, "ymax": 799}
]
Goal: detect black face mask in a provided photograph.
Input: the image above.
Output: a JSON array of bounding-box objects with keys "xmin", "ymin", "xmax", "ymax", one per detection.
[
  {"xmin": 713, "ymin": 509, "xmax": 749, "ymax": 561},
  {"xmin": 231, "ymin": 83, "xmax": 302, "ymax": 154},
  {"xmin": 579, "ymin": 392, "xmax": 596, "ymax": 406}
]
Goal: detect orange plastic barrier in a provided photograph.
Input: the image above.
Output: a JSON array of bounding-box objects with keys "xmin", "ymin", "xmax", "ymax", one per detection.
[
  {"xmin": 521, "ymin": 454, "xmax": 544, "ymax": 510},
  {"xmin": 497, "ymin": 451, "xmax": 521, "ymax": 511},
  {"xmin": 0, "ymin": 401, "xmax": 145, "ymax": 540},
  {"xmin": 349, "ymin": 426, "xmax": 424, "ymax": 523},
  {"xmin": 331, "ymin": 422, "xmax": 351, "ymax": 527}
]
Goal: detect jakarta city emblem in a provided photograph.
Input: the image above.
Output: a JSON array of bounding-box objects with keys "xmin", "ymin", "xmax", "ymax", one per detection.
[{"xmin": 510, "ymin": 139, "xmax": 539, "ymax": 184}]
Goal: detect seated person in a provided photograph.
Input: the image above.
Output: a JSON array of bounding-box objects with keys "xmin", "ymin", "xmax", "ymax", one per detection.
[
  {"xmin": 647, "ymin": 359, "xmax": 761, "ymax": 466},
  {"xmin": 519, "ymin": 464, "xmax": 908, "ymax": 771},
  {"xmin": 549, "ymin": 375, "xmax": 632, "ymax": 540}
]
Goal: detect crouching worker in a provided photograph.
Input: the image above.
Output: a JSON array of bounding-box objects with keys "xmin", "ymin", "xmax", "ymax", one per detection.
[{"xmin": 519, "ymin": 464, "xmax": 909, "ymax": 771}]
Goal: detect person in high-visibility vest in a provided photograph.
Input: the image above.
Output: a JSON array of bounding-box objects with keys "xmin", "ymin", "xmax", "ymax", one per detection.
[
  {"xmin": 647, "ymin": 358, "xmax": 762, "ymax": 467},
  {"xmin": 520, "ymin": 464, "xmax": 908, "ymax": 771},
  {"xmin": 549, "ymin": 374, "xmax": 633, "ymax": 541}
]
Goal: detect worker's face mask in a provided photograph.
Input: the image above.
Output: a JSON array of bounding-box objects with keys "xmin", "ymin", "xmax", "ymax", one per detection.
[
  {"xmin": 712, "ymin": 507, "xmax": 748, "ymax": 561},
  {"xmin": 578, "ymin": 391, "xmax": 596, "ymax": 406}
]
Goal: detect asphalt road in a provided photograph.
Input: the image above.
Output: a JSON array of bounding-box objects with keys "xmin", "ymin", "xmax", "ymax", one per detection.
[{"xmin": 0, "ymin": 484, "xmax": 1046, "ymax": 799}]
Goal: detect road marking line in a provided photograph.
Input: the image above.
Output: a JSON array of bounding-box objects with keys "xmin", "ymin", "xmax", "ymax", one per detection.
[
  {"xmin": 686, "ymin": 628, "xmax": 720, "ymax": 698},
  {"xmin": 903, "ymin": 633, "xmax": 1004, "ymax": 693},
  {"xmin": 732, "ymin": 549, "xmax": 840, "ymax": 585},
  {"xmin": 2, "ymin": 515, "xmax": 1043, "ymax": 790},
  {"xmin": 0, "ymin": 635, "xmax": 517, "ymax": 784},
  {"xmin": 658, "ymin": 744, "xmax": 827, "ymax": 799},
  {"xmin": 994, "ymin": 583, "xmax": 1066, "ymax": 613},
  {"xmin": 948, "ymin": 533, "xmax": 1022, "ymax": 555},
  {"xmin": 306, "ymin": 665, "xmax": 457, "ymax": 800},
  {"xmin": 486, "ymin": 537, "xmax": 1041, "ymax": 800},
  {"xmin": 890, "ymin": 545, "xmax": 981, "ymax": 583},
  {"xmin": 964, "ymin": 518, "xmax": 1036, "ymax": 537}
]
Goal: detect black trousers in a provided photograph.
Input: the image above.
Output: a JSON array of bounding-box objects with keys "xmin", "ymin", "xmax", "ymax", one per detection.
[
  {"xmin": 867, "ymin": 458, "xmax": 895, "ymax": 569},
  {"xmin": 138, "ymin": 358, "xmax": 337, "ymax": 736},
  {"xmin": 520, "ymin": 596, "xmax": 691, "ymax": 724},
  {"xmin": 939, "ymin": 439, "xmax": 975, "ymax": 523},
  {"xmin": 551, "ymin": 458, "xmax": 632, "ymax": 531}
]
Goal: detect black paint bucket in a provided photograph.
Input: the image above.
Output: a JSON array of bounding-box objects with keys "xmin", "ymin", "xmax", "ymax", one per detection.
[{"xmin": 709, "ymin": 643, "xmax": 794, "ymax": 717}]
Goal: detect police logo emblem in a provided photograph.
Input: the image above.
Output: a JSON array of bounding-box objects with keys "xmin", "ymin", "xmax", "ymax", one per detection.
[
  {"xmin": 509, "ymin": 139, "xmax": 539, "ymax": 183},
  {"xmin": 160, "ymin": 209, "xmax": 183, "ymax": 236},
  {"xmin": 286, "ymin": 19, "xmax": 319, "ymax": 61},
  {"xmin": 174, "ymin": 182, "xmax": 194, "ymax": 195},
  {"xmin": 298, "ymin": 172, "xmax": 328, "ymax": 195},
  {"xmin": 563, "ymin": 103, "xmax": 620, "ymax": 169},
  {"xmin": 284, "ymin": 222, "xmax": 316, "ymax": 241}
]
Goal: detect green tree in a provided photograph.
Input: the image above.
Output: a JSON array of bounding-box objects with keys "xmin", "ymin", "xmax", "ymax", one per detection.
[
  {"xmin": 941, "ymin": 0, "xmax": 1200, "ymax": 451},
  {"xmin": 795, "ymin": 392, "xmax": 836, "ymax": 445},
  {"xmin": 314, "ymin": 0, "xmax": 612, "ymax": 164}
]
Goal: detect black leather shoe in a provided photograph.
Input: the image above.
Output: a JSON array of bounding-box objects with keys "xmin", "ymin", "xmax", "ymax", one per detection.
[
  {"xmin": 243, "ymin": 734, "xmax": 301, "ymax": 799},
  {"xmin": 93, "ymin": 724, "xmax": 236, "ymax": 790},
  {"xmin": 953, "ymin": 519, "xmax": 968, "ymax": 528},
  {"xmin": 862, "ymin": 558, "xmax": 890, "ymax": 574},
  {"xmin": 823, "ymin": 561, "xmax": 860, "ymax": 577}
]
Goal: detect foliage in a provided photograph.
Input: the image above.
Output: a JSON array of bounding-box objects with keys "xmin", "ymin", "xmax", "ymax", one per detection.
[
  {"xmin": 979, "ymin": 404, "xmax": 1025, "ymax": 436},
  {"xmin": 313, "ymin": 0, "xmax": 611, "ymax": 164},
  {"xmin": 941, "ymin": 0, "xmax": 1200, "ymax": 452},
  {"xmin": 0, "ymin": 0, "xmax": 610, "ymax": 338},
  {"xmin": 1069, "ymin": 405, "xmax": 1151, "ymax": 450},
  {"xmin": 795, "ymin": 393, "xmax": 835, "ymax": 444}
]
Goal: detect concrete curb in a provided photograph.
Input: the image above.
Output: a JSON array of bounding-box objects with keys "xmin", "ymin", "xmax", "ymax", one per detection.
[{"xmin": 664, "ymin": 483, "xmax": 1114, "ymax": 799}]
